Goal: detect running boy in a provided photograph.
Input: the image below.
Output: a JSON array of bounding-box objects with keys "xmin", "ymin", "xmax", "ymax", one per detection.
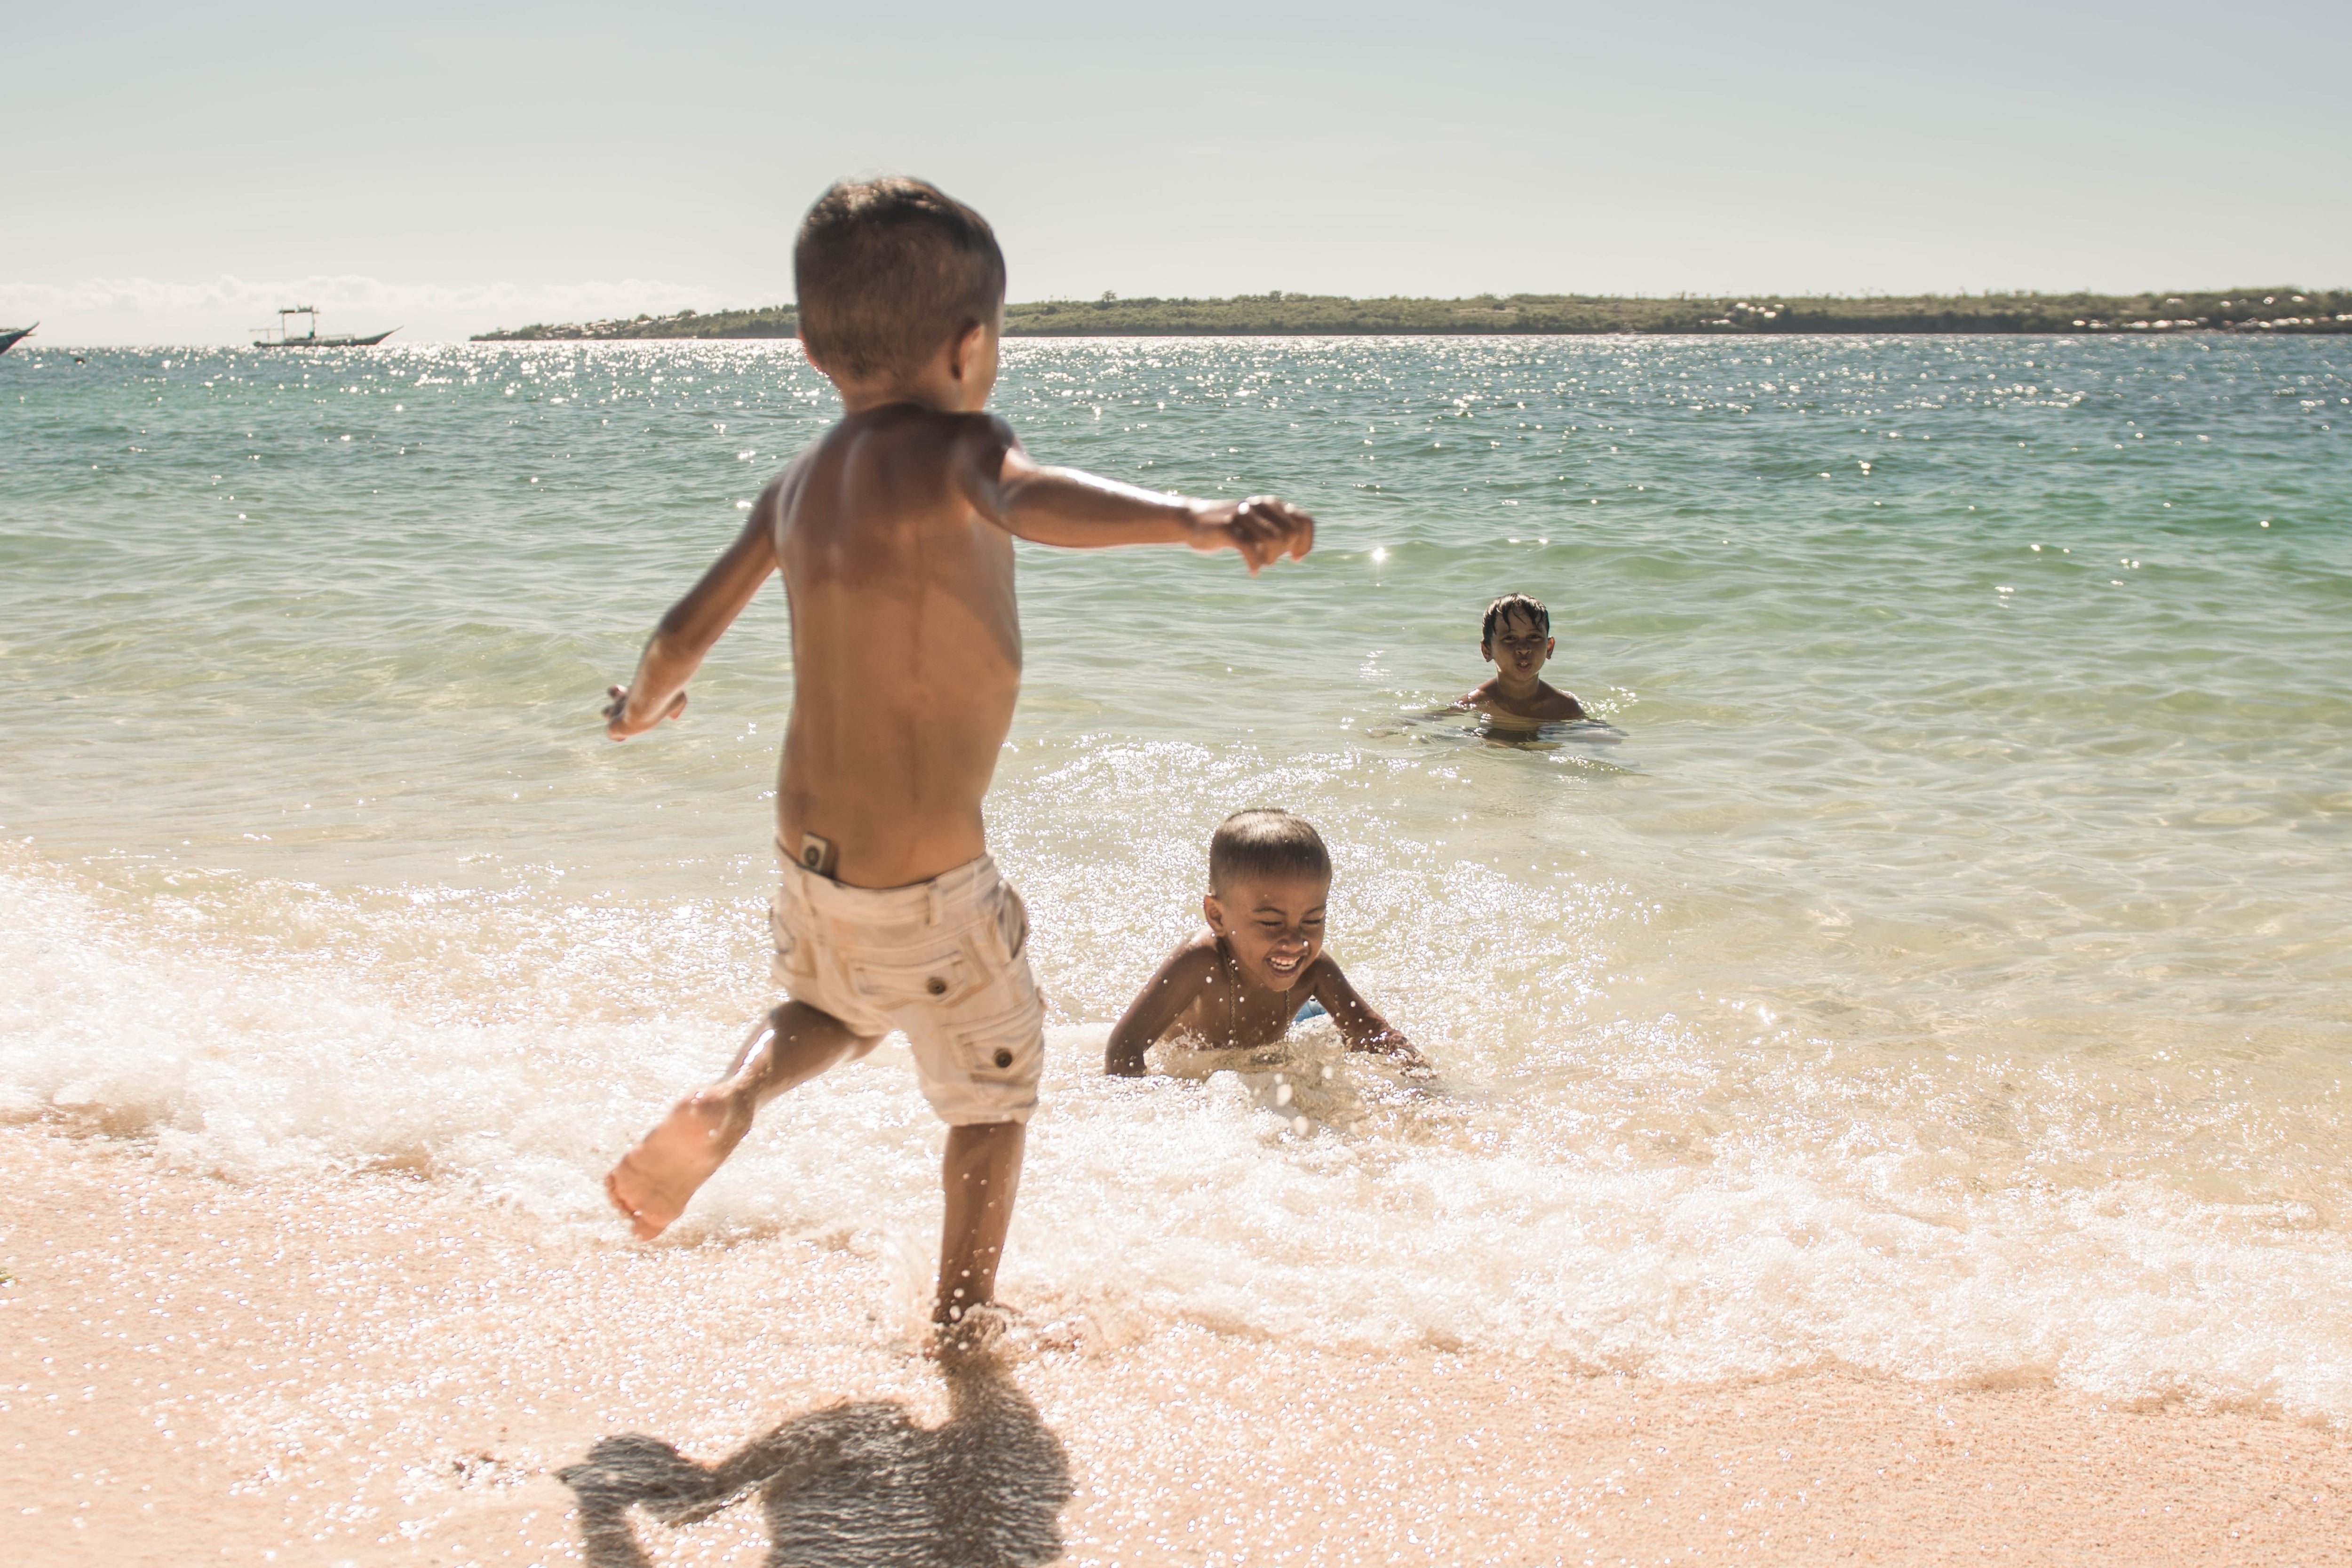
[
  {"xmin": 600, "ymin": 178, "xmax": 1314, "ymax": 1334},
  {"xmin": 1458, "ymin": 592, "xmax": 1587, "ymax": 727},
  {"xmin": 1104, "ymin": 809, "xmax": 1424, "ymax": 1075}
]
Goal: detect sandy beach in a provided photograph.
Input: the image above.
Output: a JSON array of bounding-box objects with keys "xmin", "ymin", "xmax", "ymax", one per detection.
[{"xmin": 4, "ymin": 1124, "xmax": 2342, "ymax": 1567}]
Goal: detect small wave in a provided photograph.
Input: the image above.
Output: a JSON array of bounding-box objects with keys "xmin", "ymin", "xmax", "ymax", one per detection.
[{"xmin": 9, "ymin": 855, "xmax": 2352, "ymax": 1421}]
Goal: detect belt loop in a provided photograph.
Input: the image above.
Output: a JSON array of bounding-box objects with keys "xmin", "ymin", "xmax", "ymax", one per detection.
[{"xmin": 927, "ymin": 882, "xmax": 942, "ymax": 928}]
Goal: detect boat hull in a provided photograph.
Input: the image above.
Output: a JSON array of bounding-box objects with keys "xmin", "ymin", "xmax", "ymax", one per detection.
[
  {"xmin": 0, "ymin": 326, "xmax": 33, "ymax": 356},
  {"xmin": 251, "ymin": 329, "xmax": 399, "ymax": 348}
]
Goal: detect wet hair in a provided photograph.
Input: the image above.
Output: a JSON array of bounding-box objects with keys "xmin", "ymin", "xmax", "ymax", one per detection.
[
  {"xmin": 1481, "ymin": 592, "xmax": 1551, "ymax": 648},
  {"xmin": 793, "ymin": 176, "xmax": 1007, "ymax": 381},
  {"xmin": 1208, "ymin": 809, "xmax": 1332, "ymax": 893}
]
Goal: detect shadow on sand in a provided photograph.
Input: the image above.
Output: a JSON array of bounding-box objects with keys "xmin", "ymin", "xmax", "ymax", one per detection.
[{"xmin": 558, "ymin": 1348, "xmax": 1073, "ymax": 1568}]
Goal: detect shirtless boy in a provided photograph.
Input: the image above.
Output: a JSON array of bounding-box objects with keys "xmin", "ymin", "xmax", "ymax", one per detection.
[
  {"xmin": 599, "ymin": 177, "xmax": 1313, "ymax": 1334},
  {"xmin": 1458, "ymin": 592, "xmax": 1587, "ymax": 728},
  {"xmin": 1104, "ymin": 809, "xmax": 1424, "ymax": 1076}
]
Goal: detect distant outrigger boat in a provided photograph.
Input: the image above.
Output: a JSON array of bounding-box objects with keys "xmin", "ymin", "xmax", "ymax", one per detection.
[
  {"xmin": 250, "ymin": 306, "xmax": 398, "ymax": 349},
  {"xmin": 0, "ymin": 322, "xmax": 33, "ymax": 356}
]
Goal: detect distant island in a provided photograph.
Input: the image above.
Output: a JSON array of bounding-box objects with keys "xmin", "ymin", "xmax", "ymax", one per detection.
[{"xmin": 473, "ymin": 287, "xmax": 2350, "ymax": 342}]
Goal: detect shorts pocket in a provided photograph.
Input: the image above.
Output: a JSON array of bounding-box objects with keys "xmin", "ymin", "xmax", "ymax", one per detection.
[
  {"xmin": 999, "ymin": 884, "xmax": 1030, "ymax": 963},
  {"xmin": 953, "ymin": 996, "xmax": 1043, "ymax": 1083},
  {"xmin": 846, "ymin": 947, "xmax": 975, "ymax": 1009},
  {"xmin": 770, "ymin": 894, "xmax": 817, "ymax": 984}
]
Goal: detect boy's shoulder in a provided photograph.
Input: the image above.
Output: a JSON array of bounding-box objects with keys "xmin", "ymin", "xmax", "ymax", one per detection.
[
  {"xmin": 1162, "ymin": 929, "xmax": 1261, "ymax": 995},
  {"xmin": 768, "ymin": 408, "xmax": 1020, "ymax": 529},
  {"xmin": 827, "ymin": 403, "xmax": 1015, "ymax": 460},
  {"xmin": 1304, "ymin": 949, "xmax": 1353, "ymax": 987},
  {"xmin": 782, "ymin": 405, "xmax": 1016, "ymax": 481},
  {"xmin": 1533, "ymin": 680, "xmax": 1586, "ymax": 718},
  {"xmin": 1462, "ymin": 675, "xmax": 1531, "ymax": 708},
  {"xmin": 1167, "ymin": 927, "xmax": 1224, "ymax": 969},
  {"xmin": 1463, "ymin": 677, "xmax": 1583, "ymax": 719}
]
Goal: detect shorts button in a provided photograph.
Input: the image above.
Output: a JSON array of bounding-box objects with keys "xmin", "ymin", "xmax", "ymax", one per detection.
[
  {"xmin": 993, "ymin": 1048, "xmax": 1014, "ymax": 1069},
  {"xmin": 925, "ymin": 977, "xmax": 948, "ymax": 996}
]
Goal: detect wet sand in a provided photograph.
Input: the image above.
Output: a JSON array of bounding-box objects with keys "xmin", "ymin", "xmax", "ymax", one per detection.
[{"xmin": 3, "ymin": 1124, "xmax": 2343, "ymax": 1567}]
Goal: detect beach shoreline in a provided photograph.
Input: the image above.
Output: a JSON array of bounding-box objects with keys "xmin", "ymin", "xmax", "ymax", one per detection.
[{"xmin": 4, "ymin": 1122, "xmax": 2342, "ymax": 1567}]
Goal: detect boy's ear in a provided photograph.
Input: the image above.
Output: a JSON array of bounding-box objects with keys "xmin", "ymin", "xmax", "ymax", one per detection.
[
  {"xmin": 1202, "ymin": 893, "xmax": 1225, "ymax": 932},
  {"xmin": 948, "ymin": 318, "xmax": 989, "ymax": 383},
  {"xmin": 796, "ymin": 333, "xmax": 826, "ymax": 376}
]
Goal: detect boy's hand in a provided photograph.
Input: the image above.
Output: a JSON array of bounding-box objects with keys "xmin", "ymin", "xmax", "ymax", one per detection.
[
  {"xmin": 605, "ymin": 683, "xmax": 689, "ymax": 741},
  {"xmin": 1190, "ymin": 495, "xmax": 1314, "ymax": 573},
  {"xmin": 1362, "ymin": 1030, "xmax": 1435, "ymax": 1079}
]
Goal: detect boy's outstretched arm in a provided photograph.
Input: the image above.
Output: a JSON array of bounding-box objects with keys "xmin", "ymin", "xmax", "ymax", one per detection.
[
  {"xmin": 1104, "ymin": 943, "xmax": 1218, "ymax": 1076},
  {"xmin": 1309, "ymin": 958, "xmax": 1428, "ymax": 1069},
  {"xmin": 955, "ymin": 422, "xmax": 1312, "ymax": 573},
  {"xmin": 605, "ymin": 492, "xmax": 779, "ymax": 740}
]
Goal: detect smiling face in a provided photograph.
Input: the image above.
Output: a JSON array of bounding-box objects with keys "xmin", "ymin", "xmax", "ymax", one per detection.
[
  {"xmin": 1203, "ymin": 870, "xmax": 1330, "ymax": 994},
  {"xmin": 1483, "ymin": 608, "xmax": 1555, "ymax": 684}
]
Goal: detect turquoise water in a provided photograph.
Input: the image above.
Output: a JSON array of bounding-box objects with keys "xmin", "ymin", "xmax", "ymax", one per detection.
[{"xmin": 4, "ymin": 334, "xmax": 2350, "ymax": 1411}]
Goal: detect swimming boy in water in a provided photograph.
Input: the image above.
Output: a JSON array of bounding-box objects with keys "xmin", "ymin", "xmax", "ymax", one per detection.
[
  {"xmin": 1458, "ymin": 592, "xmax": 1587, "ymax": 728},
  {"xmin": 1104, "ymin": 809, "xmax": 1425, "ymax": 1076},
  {"xmin": 599, "ymin": 177, "xmax": 1314, "ymax": 1336}
]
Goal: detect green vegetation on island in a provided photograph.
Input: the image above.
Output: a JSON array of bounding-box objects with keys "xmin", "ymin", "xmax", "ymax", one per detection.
[
  {"xmin": 478, "ymin": 305, "xmax": 803, "ymax": 341},
  {"xmin": 473, "ymin": 287, "xmax": 2350, "ymax": 342}
]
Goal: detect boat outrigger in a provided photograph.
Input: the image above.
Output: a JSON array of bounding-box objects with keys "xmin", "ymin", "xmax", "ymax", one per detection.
[
  {"xmin": 0, "ymin": 323, "xmax": 33, "ymax": 356},
  {"xmin": 250, "ymin": 306, "xmax": 398, "ymax": 349}
]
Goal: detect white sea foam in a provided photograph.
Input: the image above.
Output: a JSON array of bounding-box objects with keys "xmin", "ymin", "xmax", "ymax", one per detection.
[{"xmin": 10, "ymin": 855, "xmax": 2352, "ymax": 1422}]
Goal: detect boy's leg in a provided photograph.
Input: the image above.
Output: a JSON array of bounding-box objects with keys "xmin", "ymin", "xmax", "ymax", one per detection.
[
  {"xmin": 935, "ymin": 1121, "xmax": 1026, "ymax": 1326},
  {"xmin": 605, "ymin": 1000, "xmax": 875, "ymax": 1240}
]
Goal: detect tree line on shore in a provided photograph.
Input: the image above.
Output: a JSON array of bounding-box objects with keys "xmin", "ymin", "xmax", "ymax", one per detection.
[{"xmin": 473, "ymin": 287, "xmax": 2350, "ymax": 341}]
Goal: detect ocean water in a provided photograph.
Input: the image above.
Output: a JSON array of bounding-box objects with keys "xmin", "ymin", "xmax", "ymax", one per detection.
[{"xmin": 4, "ymin": 333, "xmax": 2349, "ymax": 1417}]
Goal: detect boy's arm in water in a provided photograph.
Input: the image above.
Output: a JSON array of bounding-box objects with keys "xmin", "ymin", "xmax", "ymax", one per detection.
[
  {"xmin": 1105, "ymin": 939, "xmax": 1219, "ymax": 1076},
  {"xmin": 1307, "ymin": 955, "xmax": 1429, "ymax": 1069},
  {"xmin": 953, "ymin": 420, "xmax": 1313, "ymax": 572},
  {"xmin": 605, "ymin": 488, "xmax": 781, "ymax": 740}
]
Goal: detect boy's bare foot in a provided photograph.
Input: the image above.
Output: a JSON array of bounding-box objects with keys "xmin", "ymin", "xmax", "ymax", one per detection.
[
  {"xmin": 604, "ymin": 1091, "xmax": 747, "ymax": 1240},
  {"xmin": 929, "ymin": 1301, "xmax": 1022, "ymax": 1362}
]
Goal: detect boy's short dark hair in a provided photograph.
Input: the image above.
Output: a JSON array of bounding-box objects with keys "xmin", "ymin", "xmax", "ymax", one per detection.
[
  {"xmin": 1481, "ymin": 592, "xmax": 1550, "ymax": 648},
  {"xmin": 794, "ymin": 176, "xmax": 1007, "ymax": 381},
  {"xmin": 1208, "ymin": 809, "xmax": 1332, "ymax": 892}
]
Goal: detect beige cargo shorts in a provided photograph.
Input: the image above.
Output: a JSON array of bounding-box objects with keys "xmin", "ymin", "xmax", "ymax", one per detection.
[{"xmin": 769, "ymin": 850, "xmax": 1044, "ymax": 1126}]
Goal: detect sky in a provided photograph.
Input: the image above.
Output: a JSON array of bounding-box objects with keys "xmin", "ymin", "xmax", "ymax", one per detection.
[{"xmin": 5, "ymin": 0, "xmax": 2346, "ymax": 344}]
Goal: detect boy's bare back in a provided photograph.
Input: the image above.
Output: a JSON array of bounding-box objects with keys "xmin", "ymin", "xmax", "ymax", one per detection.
[
  {"xmin": 620, "ymin": 397, "xmax": 1312, "ymax": 890},
  {"xmin": 768, "ymin": 406, "xmax": 1025, "ymax": 889}
]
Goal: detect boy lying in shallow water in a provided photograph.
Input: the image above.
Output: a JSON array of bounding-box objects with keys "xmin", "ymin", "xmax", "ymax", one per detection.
[{"xmin": 1104, "ymin": 809, "xmax": 1429, "ymax": 1078}]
